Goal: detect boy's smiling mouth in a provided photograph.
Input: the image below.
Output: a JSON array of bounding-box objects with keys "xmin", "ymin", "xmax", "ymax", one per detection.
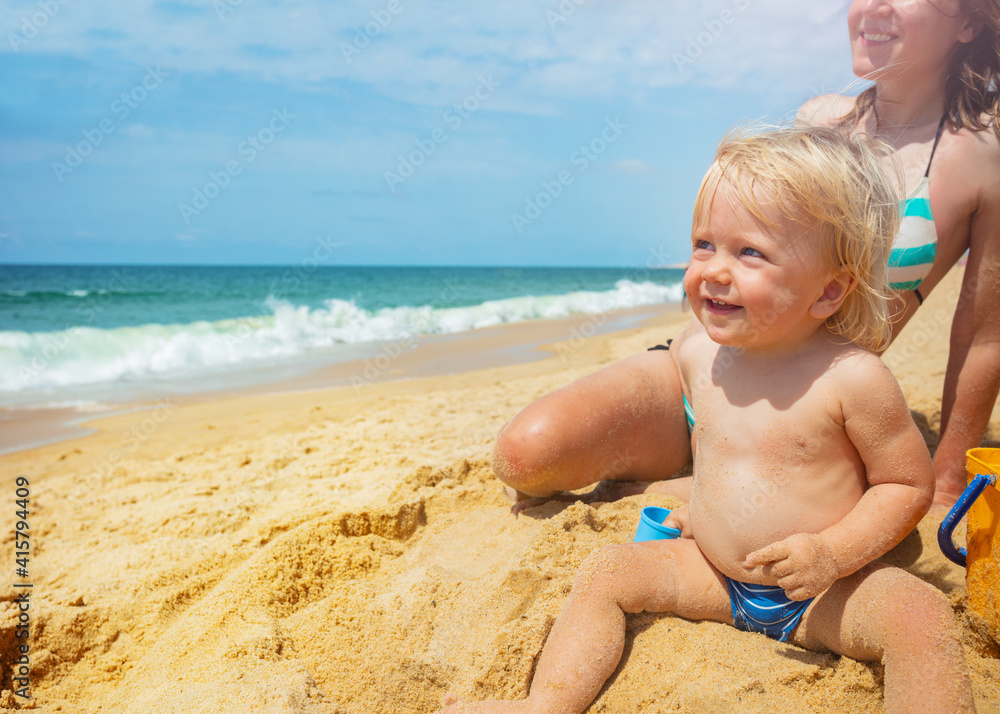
[{"xmin": 705, "ymin": 298, "xmax": 742, "ymax": 314}]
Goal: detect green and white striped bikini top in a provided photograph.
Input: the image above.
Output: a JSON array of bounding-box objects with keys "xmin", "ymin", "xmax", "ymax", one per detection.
[{"xmin": 889, "ymin": 115, "xmax": 946, "ymax": 292}]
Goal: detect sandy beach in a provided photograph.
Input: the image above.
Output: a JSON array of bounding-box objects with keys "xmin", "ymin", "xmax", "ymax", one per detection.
[{"xmin": 2, "ymin": 265, "xmax": 999, "ymax": 713}]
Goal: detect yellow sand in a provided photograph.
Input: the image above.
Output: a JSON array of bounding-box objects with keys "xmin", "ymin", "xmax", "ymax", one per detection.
[{"xmin": 2, "ymin": 266, "xmax": 999, "ymax": 713}]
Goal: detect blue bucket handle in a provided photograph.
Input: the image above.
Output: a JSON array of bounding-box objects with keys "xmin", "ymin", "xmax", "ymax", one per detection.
[{"xmin": 937, "ymin": 472, "xmax": 997, "ymax": 567}]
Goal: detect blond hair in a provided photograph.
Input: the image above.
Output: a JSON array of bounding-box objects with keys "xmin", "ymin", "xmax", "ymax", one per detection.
[{"xmin": 692, "ymin": 125, "xmax": 899, "ymax": 352}]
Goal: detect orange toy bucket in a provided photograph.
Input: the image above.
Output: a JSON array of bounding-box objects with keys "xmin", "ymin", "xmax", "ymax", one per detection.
[{"xmin": 938, "ymin": 448, "xmax": 1000, "ymax": 639}]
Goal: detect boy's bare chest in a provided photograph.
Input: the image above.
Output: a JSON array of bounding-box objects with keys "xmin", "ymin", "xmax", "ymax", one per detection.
[{"xmin": 691, "ymin": 381, "xmax": 847, "ymax": 467}]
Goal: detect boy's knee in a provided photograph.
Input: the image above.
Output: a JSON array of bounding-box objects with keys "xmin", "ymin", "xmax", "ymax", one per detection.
[
  {"xmin": 575, "ymin": 544, "xmax": 630, "ymax": 592},
  {"xmin": 578, "ymin": 543, "xmax": 682, "ymax": 614},
  {"xmin": 894, "ymin": 582, "xmax": 955, "ymax": 636},
  {"xmin": 575, "ymin": 544, "xmax": 663, "ymax": 611},
  {"xmin": 864, "ymin": 568, "xmax": 957, "ymax": 647}
]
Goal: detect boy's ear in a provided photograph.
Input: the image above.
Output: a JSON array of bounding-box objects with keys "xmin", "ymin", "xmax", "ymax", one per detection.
[{"xmin": 810, "ymin": 270, "xmax": 854, "ymax": 320}]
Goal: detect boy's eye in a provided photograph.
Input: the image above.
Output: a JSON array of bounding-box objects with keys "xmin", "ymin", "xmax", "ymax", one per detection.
[
  {"xmin": 693, "ymin": 239, "xmax": 713, "ymax": 251},
  {"xmin": 741, "ymin": 247, "xmax": 765, "ymax": 259}
]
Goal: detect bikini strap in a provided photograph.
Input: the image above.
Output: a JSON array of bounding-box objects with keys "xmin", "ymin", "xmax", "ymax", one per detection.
[{"xmin": 924, "ymin": 114, "xmax": 947, "ymax": 178}]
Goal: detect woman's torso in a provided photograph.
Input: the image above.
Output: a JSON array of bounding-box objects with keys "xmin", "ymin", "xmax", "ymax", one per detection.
[{"xmin": 801, "ymin": 93, "xmax": 990, "ymax": 329}]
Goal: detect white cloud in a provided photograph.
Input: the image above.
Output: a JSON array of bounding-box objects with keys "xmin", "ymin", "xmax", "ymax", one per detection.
[
  {"xmin": 0, "ymin": 138, "xmax": 63, "ymax": 162},
  {"xmin": 123, "ymin": 124, "xmax": 154, "ymax": 137},
  {"xmin": 609, "ymin": 158, "xmax": 653, "ymax": 174},
  {"xmin": 4, "ymin": 0, "xmax": 857, "ymax": 112}
]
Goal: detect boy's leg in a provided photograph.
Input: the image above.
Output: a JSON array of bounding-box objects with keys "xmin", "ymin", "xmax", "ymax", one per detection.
[
  {"xmin": 493, "ymin": 349, "xmax": 691, "ymax": 499},
  {"xmin": 445, "ymin": 539, "xmax": 731, "ymax": 713},
  {"xmin": 790, "ymin": 563, "xmax": 975, "ymax": 713}
]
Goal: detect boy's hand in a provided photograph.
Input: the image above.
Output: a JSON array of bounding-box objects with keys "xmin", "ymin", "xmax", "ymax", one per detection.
[
  {"xmin": 743, "ymin": 533, "xmax": 840, "ymax": 601},
  {"xmin": 663, "ymin": 506, "xmax": 693, "ymax": 539}
]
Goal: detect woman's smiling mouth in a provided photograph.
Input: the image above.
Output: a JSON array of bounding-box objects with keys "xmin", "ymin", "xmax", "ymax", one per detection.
[{"xmin": 860, "ymin": 30, "xmax": 895, "ymax": 43}]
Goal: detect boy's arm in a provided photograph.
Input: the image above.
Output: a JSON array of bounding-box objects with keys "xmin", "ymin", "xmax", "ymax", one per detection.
[
  {"xmin": 746, "ymin": 355, "xmax": 935, "ymax": 600},
  {"xmin": 823, "ymin": 356, "xmax": 934, "ymax": 567}
]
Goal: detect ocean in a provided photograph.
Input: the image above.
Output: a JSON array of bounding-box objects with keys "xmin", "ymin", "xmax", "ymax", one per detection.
[{"xmin": 0, "ymin": 264, "xmax": 685, "ymax": 410}]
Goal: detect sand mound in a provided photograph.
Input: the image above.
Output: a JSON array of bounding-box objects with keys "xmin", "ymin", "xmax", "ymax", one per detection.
[
  {"xmin": 4, "ymin": 451, "xmax": 1000, "ymax": 712},
  {"xmin": 2, "ymin": 268, "xmax": 998, "ymax": 712}
]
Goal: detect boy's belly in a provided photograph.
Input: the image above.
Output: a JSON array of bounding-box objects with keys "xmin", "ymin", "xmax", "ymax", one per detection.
[{"xmin": 689, "ymin": 466, "xmax": 863, "ymax": 585}]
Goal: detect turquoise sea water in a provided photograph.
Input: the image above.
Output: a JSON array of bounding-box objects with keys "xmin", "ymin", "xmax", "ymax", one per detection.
[{"xmin": 0, "ymin": 264, "xmax": 685, "ymax": 408}]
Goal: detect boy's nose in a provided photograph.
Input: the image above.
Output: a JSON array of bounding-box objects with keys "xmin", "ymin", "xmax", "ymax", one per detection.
[{"xmin": 701, "ymin": 254, "xmax": 732, "ymax": 284}]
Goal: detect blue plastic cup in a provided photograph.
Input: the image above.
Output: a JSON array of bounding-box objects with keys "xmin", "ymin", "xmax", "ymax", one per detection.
[{"xmin": 634, "ymin": 506, "xmax": 681, "ymax": 542}]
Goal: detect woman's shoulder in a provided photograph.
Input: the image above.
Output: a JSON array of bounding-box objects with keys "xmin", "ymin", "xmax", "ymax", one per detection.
[
  {"xmin": 948, "ymin": 119, "xmax": 1000, "ymax": 169},
  {"xmin": 796, "ymin": 94, "xmax": 856, "ymax": 128},
  {"xmin": 943, "ymin": 119, "xmax": 1000, "ymax": 213}
]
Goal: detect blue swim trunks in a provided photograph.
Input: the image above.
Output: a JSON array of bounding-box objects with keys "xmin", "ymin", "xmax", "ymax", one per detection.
[{"xmin": 725, "ymin": 577, "xmax": 814, "ymax": 642}]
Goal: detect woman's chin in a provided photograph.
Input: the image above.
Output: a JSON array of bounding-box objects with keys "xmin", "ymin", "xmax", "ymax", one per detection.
[{"xmin": 852, "ymin": 58, "xmax": 891, "ymax": 82}]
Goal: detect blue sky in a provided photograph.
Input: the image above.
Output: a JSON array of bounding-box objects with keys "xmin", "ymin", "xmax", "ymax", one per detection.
[{"xmin": 0, "ymin": 0, "xmax": 859, "ymax": 267}]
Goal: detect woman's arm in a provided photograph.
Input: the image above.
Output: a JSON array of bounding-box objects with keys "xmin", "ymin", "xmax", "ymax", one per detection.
[{"xmin": 934, "ymin": 165, "xmax": 1000, "ymax": 507}]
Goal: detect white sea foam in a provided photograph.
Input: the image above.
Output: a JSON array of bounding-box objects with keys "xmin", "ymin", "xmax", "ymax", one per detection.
[{"xmin": 0, "ymin": 279, "xmax": 682, "ymax": 395}]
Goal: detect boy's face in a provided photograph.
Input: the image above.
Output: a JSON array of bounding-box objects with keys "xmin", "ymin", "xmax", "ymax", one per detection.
[{"xmin": 684, "ymin": 178, "xmax": 833, "ymax": 351}]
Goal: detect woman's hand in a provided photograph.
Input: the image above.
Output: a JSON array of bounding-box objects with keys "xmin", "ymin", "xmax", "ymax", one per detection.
[{"xmin": 509, "ymin": 480, "xmax": 648, "ymax": 516}]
